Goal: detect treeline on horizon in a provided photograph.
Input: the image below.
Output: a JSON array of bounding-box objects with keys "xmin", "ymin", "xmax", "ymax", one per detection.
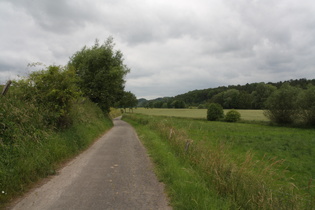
[{"xmin": 138, "ymin": 78, "xmax": 315, "ymax": 109}]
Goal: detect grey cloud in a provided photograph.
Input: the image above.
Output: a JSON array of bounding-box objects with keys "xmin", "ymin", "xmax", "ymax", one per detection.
[
  {"xmin": 104, "ymin": 1, "xmax": 207, "ymax": 45},
  {"xmin": 1, "ymin": 0, "xmax": 315, "ymax": 98},
  {"xmin": 6, "ymin": 0, "xmax": 95, "ymax": 33}
]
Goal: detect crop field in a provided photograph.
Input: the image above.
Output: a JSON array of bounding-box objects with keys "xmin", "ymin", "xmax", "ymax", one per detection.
[
  {"xmin": 124, "ymin": 111, "xmax": 315, "ymax": 209},
  {"xmin": 132, "ymin": 108, "xmax": 268, "ymax": 121}
]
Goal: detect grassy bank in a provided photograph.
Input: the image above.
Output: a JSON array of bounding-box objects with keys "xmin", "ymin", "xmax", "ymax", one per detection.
[
  {"xmin": 0, "ymin": 99, "xmax": 113, "ymax": 206},
  {"xmin": 133, "ymin": 108, "xmax": 268, "ymax": 121},
  {"xmin": 123, "ymin": 116, "xmax": 231, "ymax": 209},
  {"xmin": 124, "ymin": 113, "xmax": 314, "ymax": 209}
]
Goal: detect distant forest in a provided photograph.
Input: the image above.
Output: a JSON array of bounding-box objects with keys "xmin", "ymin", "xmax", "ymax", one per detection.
[{"xmin": 138, "ymin": 78, "xmax": 315, "ymax": 109}]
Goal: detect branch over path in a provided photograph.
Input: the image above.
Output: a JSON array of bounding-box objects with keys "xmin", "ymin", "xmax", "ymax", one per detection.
[{"xmin": 11, "ymin": 117, "xmax": 171, "ymax": 210}]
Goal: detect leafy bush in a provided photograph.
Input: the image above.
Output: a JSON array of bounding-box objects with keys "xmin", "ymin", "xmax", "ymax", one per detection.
[
  {"xmin": 225, "ymin": 109, "xmax": 241, "ymax": 122},
  {"xmin": 264, "ymin": 83, "xmax": 301, "ymax": 124},
  {"xmin": 0, "ymin": 96, "xmax": 48, "ymax": 145},
  {"xmin": 207, "ymin": 103, "xmax": 224, "ymax": 121},
  {"xmin": 13, "ymin": 65, "xmax": 80, "ymax": 128}
]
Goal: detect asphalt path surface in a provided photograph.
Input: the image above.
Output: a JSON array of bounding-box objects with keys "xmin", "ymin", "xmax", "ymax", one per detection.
[{"xmin": 10, "ymin": 117, "xmax": 171, "ymax": 210}]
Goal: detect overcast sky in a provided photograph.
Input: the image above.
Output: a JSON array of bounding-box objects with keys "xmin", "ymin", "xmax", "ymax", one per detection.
[{"xmin": 1, "ymin": 0, "xmax": 315, "ymax": 99}]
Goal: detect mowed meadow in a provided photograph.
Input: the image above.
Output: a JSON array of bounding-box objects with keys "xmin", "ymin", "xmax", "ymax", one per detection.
[
  {"xmin": 124, "ymin": 109, "xmax": 314, "ymax": 209},
  {"xmin": 133, "ymin": 108, "xmax": 268, "ymax": 121}
]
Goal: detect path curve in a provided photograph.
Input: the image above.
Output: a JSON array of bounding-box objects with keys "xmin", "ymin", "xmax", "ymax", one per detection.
[{"xmin": 10, "ymin": 117, "xmax": 171, "ymax": 210}]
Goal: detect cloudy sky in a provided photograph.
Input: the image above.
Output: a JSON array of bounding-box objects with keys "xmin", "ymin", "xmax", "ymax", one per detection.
[{"xmin": 1, "ymin": 0, "xmax": 315, "ymax": 99}]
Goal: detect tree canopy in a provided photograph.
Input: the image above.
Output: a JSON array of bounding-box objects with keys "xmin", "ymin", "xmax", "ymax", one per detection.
[
  {"xmin": 118, "ymin": 91, "xmax": 138, "ymax": 109},
  {"xmin": 138, "ymin": 78, "xmax": 315, "ymax": 110},
  {"xmin": 69, "ymin": 38, "xmax": 130, "ymax": 112}
]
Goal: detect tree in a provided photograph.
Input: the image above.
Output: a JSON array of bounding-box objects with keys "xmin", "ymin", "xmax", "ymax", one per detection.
[
  {"xmin": 171, "ymin": 100, "xmax": 186, "ymax": 108},
  {"xmin": 264, "ymin": 83, "xmax": 301, "ymax": 124},
  {"xmin": 238, "ymin": 91, "xmax": 253, "ymax": 109},
  {"xmin": 69, "ymin": 37, "xmax": 130, "ymax": 113},
  {"xmin": 223, "ymin": 89, "xmax": 240, "ymax": 109},
  {"xmin": 118, "ymin": 91, "xmax": 137, "ymax": 111},
  {"xmin": 207, "ymin": 103, "xmax": 224, "ymax": 121},
  {"xmin": 298, "ymin": 85, "xmax": 315, "ymax": 125},
  {"xmin": 210, "ymin": 92, "xmax": 225, "ymax": 106},
  {"xmin": 162, "ymin": 103, "xmax": 168, "ymax": 108},
  {"xmin": 251, "ymin": 83, "xmax": 276, "ymax": 109},
  {"xmin": 198, "ymin": 104, "xmax": 206, "ymax": 109},
  {"xmin": 154, "ymin": 101, "xmax": 163, "ymax": 108}
]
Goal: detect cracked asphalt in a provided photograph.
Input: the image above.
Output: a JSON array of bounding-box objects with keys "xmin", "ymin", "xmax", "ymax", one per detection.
[{"xmin": 10, "ymin": 117, "xmax": 171, "ymax": 210}]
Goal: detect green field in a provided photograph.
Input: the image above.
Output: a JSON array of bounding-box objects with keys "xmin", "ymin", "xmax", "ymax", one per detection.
[
  {"xmin": 133, "ymin": 108, "xmax": 268, "ymax": 121},
  {"xmin": 124, "ymin": 111, "xmax": 315, "ymax": 209}
]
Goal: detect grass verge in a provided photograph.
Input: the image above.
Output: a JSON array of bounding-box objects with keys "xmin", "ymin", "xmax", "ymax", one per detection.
[{"xmin": 123, "ymin": 116, "xmax": 231, "ymax": 209}]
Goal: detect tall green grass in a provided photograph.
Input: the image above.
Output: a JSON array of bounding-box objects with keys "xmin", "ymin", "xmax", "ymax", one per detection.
[
  {"xmin": 0, "ymin": 97, "xmax": 112, "ymax": 206},
  {"xmin": 124, "ymin": 114, "xmax": 314, "ymax": 209},
  {"xmin": 124, "ymin": 116, "xmax": 231, "ymax": 209}
]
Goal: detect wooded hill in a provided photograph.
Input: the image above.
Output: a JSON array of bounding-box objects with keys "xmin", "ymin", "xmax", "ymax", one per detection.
[{"xmin": 139, "ymin": 78, "xmax": 315, "ymax": 109}]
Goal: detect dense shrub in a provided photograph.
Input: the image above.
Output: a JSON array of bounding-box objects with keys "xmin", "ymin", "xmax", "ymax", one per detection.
[
  {"xmin": 207, "ymin": 103, "xmax": 224, "ymax": 121},
  {"xmin": 0, "ymin": 97, "xmax": 48, "ymax": 145},
  {"xmin": 13, "ymin": 65, "xmax": 80, "ymax": 128},
  {"xmin": 264, "ymin": 83, "xmax": 301, "ymax": 124},
  {"xmin": 225, "ymin": 109, "xmax": 241, "ymax": 122}
]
